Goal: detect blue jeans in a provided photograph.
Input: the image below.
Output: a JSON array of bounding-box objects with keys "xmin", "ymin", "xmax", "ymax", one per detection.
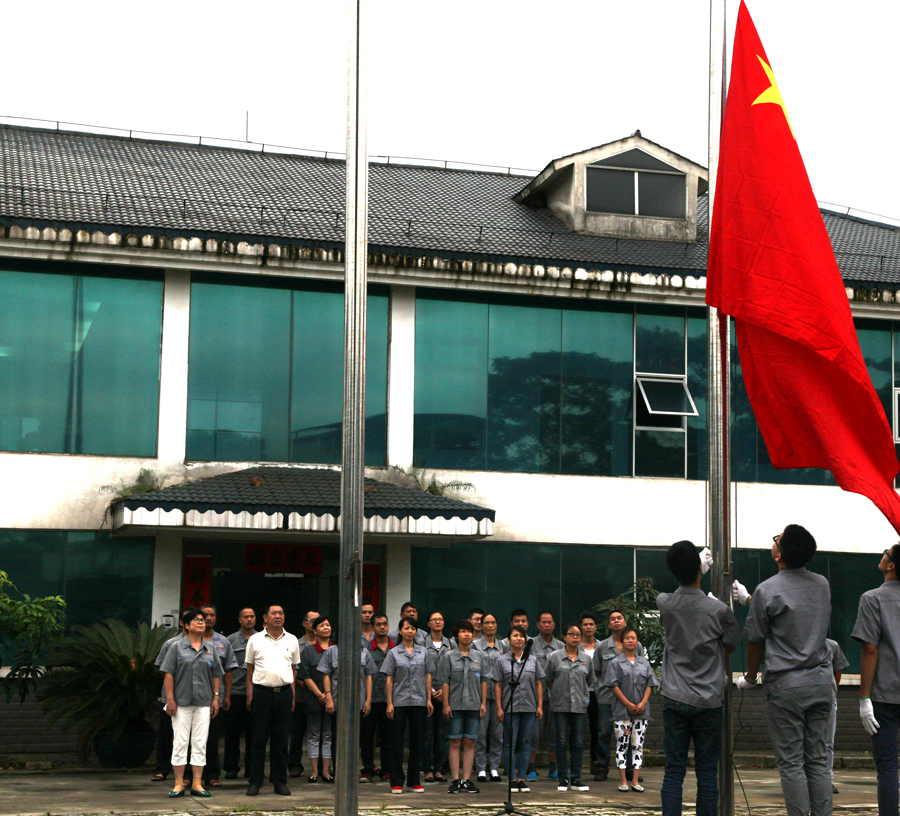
[
  {"xmin": 661, "ymin": 697, "xmax": 722, "ymax": 816},
  {"xmin": 423, "ymin": 705, "xmax": 448, "ymax": 774},
  {"xmin": 871, "ymin": 701, "xmax": 900, "ymax": 816},
  {"xmin": 502, "ymin": 712, "xmax": 536, "ymax": 780},
  {"xmin": 554, "ymin": 712, "xmax": 586, "ymax": 781}
]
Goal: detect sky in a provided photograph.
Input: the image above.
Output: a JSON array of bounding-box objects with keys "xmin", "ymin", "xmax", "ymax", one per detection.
[{"xmin": 4, "ymin": 0, "xmax": 898, "ymax": 222}]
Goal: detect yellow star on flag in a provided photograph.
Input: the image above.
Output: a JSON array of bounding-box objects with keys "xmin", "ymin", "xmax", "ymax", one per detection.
[{"xmin": 751, "ymin": 55, "xmax": 795, "ymax": 138}]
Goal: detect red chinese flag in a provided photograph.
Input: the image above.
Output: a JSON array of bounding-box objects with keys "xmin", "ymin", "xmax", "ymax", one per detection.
[{"xmin": 707, "ymin": 1, "xmax": 900, "ymax": 534}]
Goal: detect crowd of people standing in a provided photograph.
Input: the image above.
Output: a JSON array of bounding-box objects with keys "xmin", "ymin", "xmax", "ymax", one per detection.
[{"xmin": 148, "ymin": 529, "xmax": 900, "ymax": 816}]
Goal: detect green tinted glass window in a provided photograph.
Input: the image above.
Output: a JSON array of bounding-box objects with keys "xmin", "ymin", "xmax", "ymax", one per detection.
[
  {"xmin": 686, "ymin": 311, "xmax": 708, "ymax": 480},
  {"xmin": 187, "ymin": 281, "xmax": 387, "ymax": 465},
  {"xmin": 635, "ymin": 306, "xmax": 684, "ymax": 375},
  {"xmin": 0, "ymin": 530, "xmax": 154, "ymax": 628},
  {"xmin": 0, "ymin": 268, "xmax": 162, "ymax": 457}
]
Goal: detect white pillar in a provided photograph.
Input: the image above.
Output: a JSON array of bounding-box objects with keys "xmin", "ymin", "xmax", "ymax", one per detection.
[
  {"xmin": 384, "ymin": 539, "xmax": 412, "ymax": 622},
  {"xmin": 156, "ymin": 270, "xmax": 191, "ymax": 467},
  {"xmin": 151, "ymin": 534, "xmax": 183, "ymax": 626},
  {"xmin": 386, "ymin": 286, "xmax": 416, "ymax": 469}
]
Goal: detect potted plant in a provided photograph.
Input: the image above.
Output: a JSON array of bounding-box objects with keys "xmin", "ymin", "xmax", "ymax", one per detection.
[{"xmin": 40, "ymin": 618, "xmax": 171, "ymax": 767}]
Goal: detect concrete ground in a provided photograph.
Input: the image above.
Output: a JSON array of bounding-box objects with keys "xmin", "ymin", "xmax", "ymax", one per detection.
[{"xmin": 0, "ymin": 765, "xmax": 882, "ymax": 816}]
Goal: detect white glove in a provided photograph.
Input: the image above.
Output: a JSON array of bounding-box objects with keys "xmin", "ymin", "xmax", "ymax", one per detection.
[
  {"xmin": 700, "ymin": 547, "xmax": 713, "ymax": 575},
  {"xmin": 708, "ymin": 591, "xmax": 717, "ymax": 599},
  {"xmin": 860, "ymin": 699, "xmax": 880, "ymax": 735},
  {"xmin": 732, "ymin": 580, "xmax": 751, "ymax": 606},
  {"xmin": 736, "ymin": 675, "xmax": 759, "ymax": 691}
]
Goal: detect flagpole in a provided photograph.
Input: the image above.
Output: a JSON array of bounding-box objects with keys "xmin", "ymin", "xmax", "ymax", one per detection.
[
  {"xmin": 708, "ymin": 1, "xmax": 734, "ymax": 815},
  {"xmin": 335, "ymin": 0, "xmax": 368, "ymax": 814}
]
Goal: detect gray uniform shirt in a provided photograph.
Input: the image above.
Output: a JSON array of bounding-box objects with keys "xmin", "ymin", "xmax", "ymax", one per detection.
[
  {"xmin": 160, "ymin": 636, "xmax": 225, "ymax": 707},
  {"xmin": 227, "ymin": 630, "xmax": 253, "ymax": 696},
  {"xmin": 593, "ymin": 635, "xmax": 645, "ymax": 706},
  {"xmin": 492, "ymin": 652, "xmax": 545, "ymax": 713},
  {"xmin": 530, "ymin": 635, "xmax": 564, "ymax": 700},
  {"xmin": 826, "ymin": 638, "xmax": 849, "ymax": 674},
  {"xmin": 437, "ymin": 648, "xmax": 484, "ymax": 711},
  {"xmin": 380, "ymin": 643, "xmax": 432, "ymax": 707},
  {"xmin": 745, "ymin": 567, "xmax": 832, "ymax": 693},
  {"xmin": 544, "ymin": 649, "xmax": 595, "ymax": 713},
  {"xmin": 605, "ymin": 651, "xmax": 658, "ymax": 721},
  {"xmin": 368, "ymin": 639, "xmax": 394, "ymax": 704},
  {"xmin": 657, "ymin": 586, "xmax": 743, "ymax": 708},
  {"xmin": 473, "ymin": 636, "xmax": 508, "ymax": 701},
  {"xmin": 317, "ymin": 645, "xmax": 378, "ymax": 711},
  {"xmin": 206, "ymin": 631, "xmax": 239, "ymax": 703},
  {"xmin": 156, "ymin": 633, "xmax": 183, "ymax": 703},
  {"xmin": 852, "ymin": 580, "xmax": 900, "ymax": 703}
]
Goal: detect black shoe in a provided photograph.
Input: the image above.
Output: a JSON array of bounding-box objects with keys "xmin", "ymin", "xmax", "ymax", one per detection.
[
  {"xmin": 517, "ymin": 780, "xmax": 531, "ymax": 793},
  {"xmin": 246, "ymin": 784, "xmax": 260, "ymax": 796},
  {"xmin": 590, "ymin": 761, "xmax": 601, "ymax": 775},
  {"xmin": 448, "ymin": 779, "xmax": 461, "ymax": 794},
  {"xmin": 289, "ymin": 767, "xmax": 302, "ymax": 778},
  {"xmin": 441, "ymin": 762, "xmax": 451, "ymax": 775},
  {"xmin": 274, "ymin": 783, "xmax": 292, "ymax": 795},
  {"xmin": 461, "ymin": 779, "xmax": 480, "ymax": 794},
  {"xmin": 593, "ymin": 772, "xmax": 608, "ymax": 781},
  {"xmin": 833, "ymin": 784, "xmax": 839, "ymax": 794},
  {"xmin": 224, "ymin": 771, "xmax": 238, "ymax": 780},
  {"xmin": 557, "ymin": 777, "xmax": 569, "ymax": 791}
]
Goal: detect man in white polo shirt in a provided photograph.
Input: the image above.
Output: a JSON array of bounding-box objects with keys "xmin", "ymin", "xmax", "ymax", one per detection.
[{"xmin": 244, "ymin": 604, "xmax": 301, "ymax": 797}]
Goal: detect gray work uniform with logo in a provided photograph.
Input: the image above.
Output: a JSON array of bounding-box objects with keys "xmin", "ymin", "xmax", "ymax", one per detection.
[
  {"xmin": 746, "ymin": 566, "xmax": 833, "ymax": 816},
  {"xmin": 160, "ymin": 636, "xmax": 225, "ymax": 707},
  {"xmin": 657, "ymin": 586, "xmax": 743, "ymax": 707},
  {"xmin": 157, "ymin": 633, "xmax": 183, "ymax": 704},
  {"xmin": 227, "ymin": 631, "xmax": 252, "ymax": 697},
  {"xmin": 368, "ymin": 640, "xmax": 393, "ymax": 704},
  {"xmin": 593, "ymin": 636, "xmax": 645, "ymax": 706},
  {"xmin": 380, "ymin": 644, "xmax": 432, "ymax": 707},
  {"xmin": 605, "ymin": 652, "xmax": 658, "ymax": 721},
  {"xmin": 437, "ymin": 649, "xmax": 483, "ymax": 711},
  {"xmin": 317, "ymin": 644, "xmax": 378, "ymax": 711},
  {"xmin": 206, "ymin": 631, "xmax": 239, "ymax": 703},
  {"xmin": 545, "ymin": 648, "xmax": 595, "ymax": 713},
  {"xmin": 492, "ymin": 652, "xmax": 545, "ymax": 713},
  {"xmin": 852, "ymin": 580, "xmax": 900, "ymax": 703},
  {"xmin": 473, "ymin": 636, "xmax": 508, "ymax": 773}
]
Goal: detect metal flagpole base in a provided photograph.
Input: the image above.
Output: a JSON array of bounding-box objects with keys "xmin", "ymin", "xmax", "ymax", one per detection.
[{"xmin": 493, "ymin": 802, "xmax": 533, "ymax": 816}]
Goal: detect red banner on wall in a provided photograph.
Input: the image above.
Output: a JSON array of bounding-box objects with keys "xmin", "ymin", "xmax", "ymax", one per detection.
[
  {"xmin": 246, "ymin": 543, "xmax": 323, "ymax": 575},
  {"xmin": 182, "ymin": 555, "xmax": 212, "ymax": 608},
  {"xmin": 363, "ymin": 563, "xmax": 381, "ymax": 613}
]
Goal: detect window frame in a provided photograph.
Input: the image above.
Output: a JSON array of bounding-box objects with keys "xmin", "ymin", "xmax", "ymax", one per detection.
[
  {"xmin": 585, "ymin": 163, "xmax": 687, "ymax": 220},
  {"xmin": 634, "ymin": 374, "xmax": 699, "ymax": 430}
]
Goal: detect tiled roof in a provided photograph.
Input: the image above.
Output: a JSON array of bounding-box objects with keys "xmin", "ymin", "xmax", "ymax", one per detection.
[
  {"xmin": 1, "ymin": 124, "xmax": 899, "ymax": 283},
  {"xmin": 119, "ymin": 466, "xmax": 495, "ymax": 522}
]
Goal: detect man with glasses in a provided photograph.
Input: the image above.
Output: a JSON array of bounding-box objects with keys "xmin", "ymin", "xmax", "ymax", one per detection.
[
  {"xmin": 736, "ymin": 525, "xmax": 833, "ymax": 816},
  {"xmin": 852, "ymin": 543, "xmax": 900, "ymax": 816}
]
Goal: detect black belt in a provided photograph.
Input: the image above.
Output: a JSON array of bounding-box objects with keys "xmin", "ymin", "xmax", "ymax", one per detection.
[{"xmin": 254, "ymin": 683, "xmax": 291, "ymax": 693}]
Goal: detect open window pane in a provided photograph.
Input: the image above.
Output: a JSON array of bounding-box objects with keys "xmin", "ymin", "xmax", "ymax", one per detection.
[{"xmin": 637, "ymin": 377, "xmax": 698, "ymax": 416}]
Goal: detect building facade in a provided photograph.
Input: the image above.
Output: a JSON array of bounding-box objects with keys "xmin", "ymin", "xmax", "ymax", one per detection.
[{"xmin": 2, "ymin": 124, "xmax": 899, "ymax": 676}]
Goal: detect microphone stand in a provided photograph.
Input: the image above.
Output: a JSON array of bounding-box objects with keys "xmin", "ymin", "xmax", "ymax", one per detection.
[{"xmin": 493, "ymin": 641, "xmax": 533, "ymax": 816}]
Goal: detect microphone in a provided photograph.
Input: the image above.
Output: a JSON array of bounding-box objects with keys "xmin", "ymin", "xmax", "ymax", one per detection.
[{"xmin": 522, "ymin": 638, "xmax": 533, "ymax": 660}]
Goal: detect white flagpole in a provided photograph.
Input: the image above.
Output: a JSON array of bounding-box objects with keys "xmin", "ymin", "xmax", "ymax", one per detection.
[{"xmin": 707, "ymin": 1, "xmax": 734, "ymax": 815}]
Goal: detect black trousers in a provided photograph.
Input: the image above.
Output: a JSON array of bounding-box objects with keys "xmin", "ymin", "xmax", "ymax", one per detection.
[
  {"xmin": 203, "ymin": 708, "xmax": 222, "ymax": 780},
  {"xmin": 154, "ymin": 707, "xmax": 174, "ymax": 775},
  {"xmin": 390, "ymin": 706, "xmax": 426, "ymax": 788},
  {"xmin": 587, "ymin": 691, "xmax": 600, "ymax": 766},
  {"xmin": 224, "ymin": 695, "xmax": 252, "ymax": 775},
  {"xmin": 361, "ymin": 702, "xmax": 391, "ymax": 773},
  {"xmin": 247, "ymin": 685, "xmax": 293, "ymax": 787},
  {"xmin": 288, "ymin": 704, "xmax": 307, "ymax": 773}
]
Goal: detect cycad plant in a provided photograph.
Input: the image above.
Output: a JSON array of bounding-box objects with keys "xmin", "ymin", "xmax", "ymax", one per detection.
[{"xmin": 40, "ymin": 619, "xmax": 172, "ymax": 760}]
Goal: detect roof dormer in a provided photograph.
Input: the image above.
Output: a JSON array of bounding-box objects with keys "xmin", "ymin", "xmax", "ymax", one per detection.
[{"xmin": 516, "ymin": 131, "xmax": 708, "ymax": 243}]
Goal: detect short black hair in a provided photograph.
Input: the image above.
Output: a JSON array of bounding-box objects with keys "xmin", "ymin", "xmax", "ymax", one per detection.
[
  {"xmin": 580, "ymin": 611, "xmax": 598, "ymax": 624},
  {"xmin": 537, "ymin": 610, "xmax": 554, "ymax": 622},
  {"xmin": 509, "ymin": 607, "xmax": 528, "ymax": 621},
  {"xmin": 469, "ymin": 607, "xmax": 485, "ymax": 618},
  {"xmin": 182, "ymin": 608, "xmax": 205, "ymax": 626},
  {"xmin": 398, "ymin": 615, "xmax": 419, "ymax": 634},
  {"xmin": 372, "ymin": 612, "xmax": 388, "ymax": 625},
  {"xmin": 400, "ymin": 602, "xmax": 416, "ymax": 614},
  {"xmin": 564, "ymin": 622, "xmax": 583, "ymax": 636},
  {"xmin": 608, "ymin": 609, "xmax": 626, "ymax": 621},
  {"xmin": 507, "ymin": 624, "xmax": 528, "ymax": 639},
  {"xmin": 453, "ymin": 620, "xmax": 475, "ymax": 639},
  {"xmin": 778, "ymin": 524, "xmax": 816, "ymax": 568},
  {"xmin": 310, "ymin": 615, "xmax": 330, "ymax": 632},
  {"xmin": 621, "ymin": 626, "xmax": 638, "ymax": 642},
  {"xmin": 264, "ymin": 604, "xmax": 285, "ymax": 616},
  {"xmin": 200, "ymin": 603, "xmax": 216, "ymax": 613},
  {"xmin": 888, "ymin": 543, "xmax": 900, "ymax": 569},
  {"xmin": 667, "ymin": 539, "xmax": 702, "ymax": 585}
]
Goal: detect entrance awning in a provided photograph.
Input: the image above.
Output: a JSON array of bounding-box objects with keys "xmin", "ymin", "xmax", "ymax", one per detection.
[{"xmin": 112, "ymin": 466, "xmax": 494, "ymax": 538}]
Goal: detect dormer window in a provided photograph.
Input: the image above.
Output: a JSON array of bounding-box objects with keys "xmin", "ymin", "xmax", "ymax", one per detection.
[{"xmin": 586, "ymin": 149, "xmax": 686, "ymax": 219}]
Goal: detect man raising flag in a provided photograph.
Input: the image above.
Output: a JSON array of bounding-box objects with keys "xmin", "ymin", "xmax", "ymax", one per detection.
[{"xmin": 707, "ymin": 1, "xmax": 900, "ymax": 536}]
